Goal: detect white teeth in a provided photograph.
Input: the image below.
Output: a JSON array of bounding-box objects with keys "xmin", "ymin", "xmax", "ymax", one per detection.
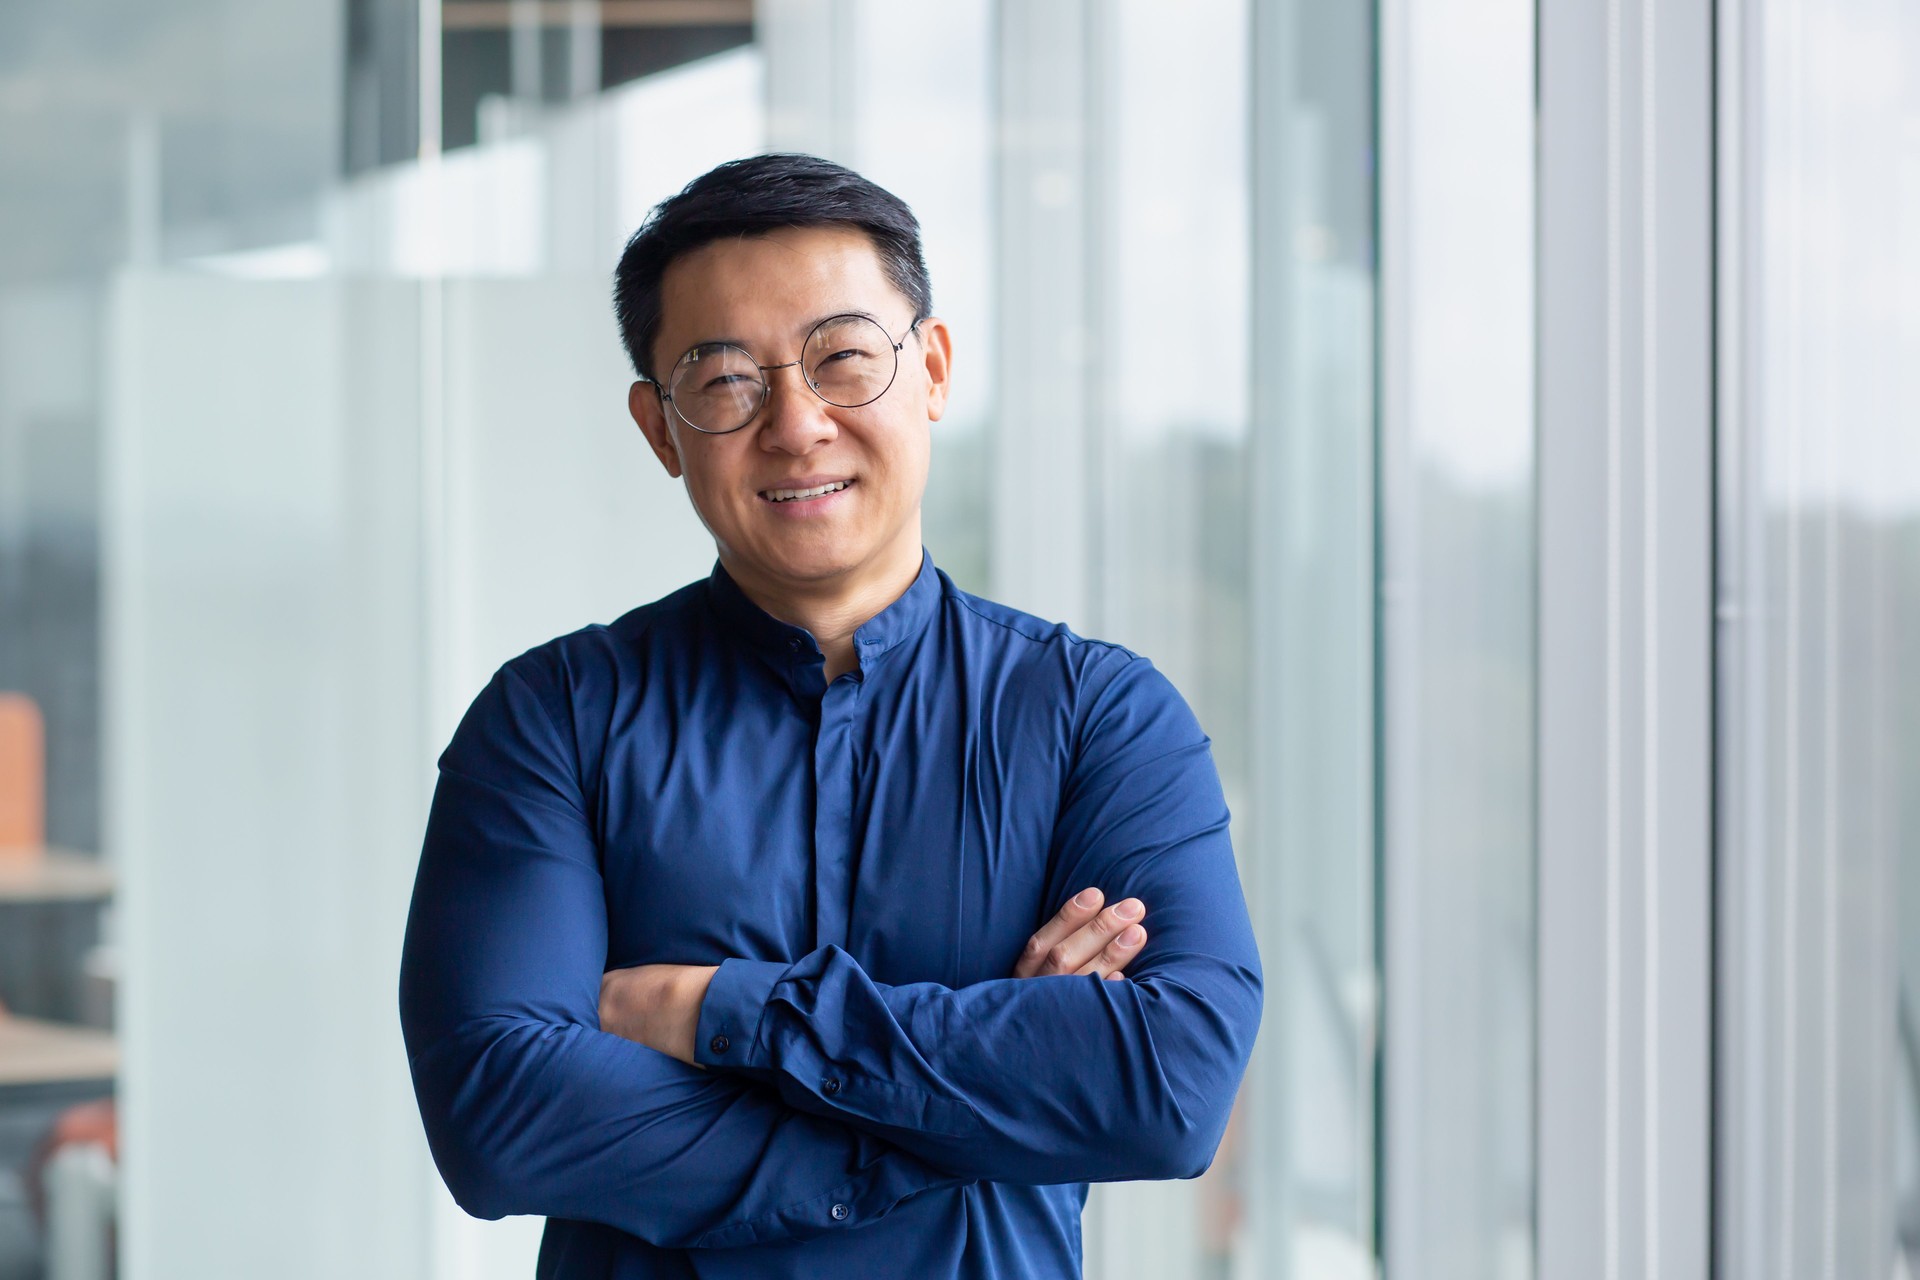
[{"xmin": 766, "ymin": 480, "xmax": 851, "ymax": 502}]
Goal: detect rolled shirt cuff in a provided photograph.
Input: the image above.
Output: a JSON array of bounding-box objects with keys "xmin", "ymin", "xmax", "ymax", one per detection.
[{"xmin": 694, "ymin": 956, "xmax": 789, "ymax": 1073}]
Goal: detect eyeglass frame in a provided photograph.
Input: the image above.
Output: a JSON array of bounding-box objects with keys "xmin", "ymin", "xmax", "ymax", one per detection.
[{"xmin": 651, "ymin": 311, "xmax": 927, "ymax": 436}]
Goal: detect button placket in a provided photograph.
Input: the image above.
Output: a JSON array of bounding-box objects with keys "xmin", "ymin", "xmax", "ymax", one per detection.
[{"xmin": 810, "ymin": 676, "xmax": 859, "ymax": 949}]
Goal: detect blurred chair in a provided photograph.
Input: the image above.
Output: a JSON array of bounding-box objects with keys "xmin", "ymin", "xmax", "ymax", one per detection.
[{"xmin": 26, "ymin": 1099, "xmax": 116, "ymax": 1280}]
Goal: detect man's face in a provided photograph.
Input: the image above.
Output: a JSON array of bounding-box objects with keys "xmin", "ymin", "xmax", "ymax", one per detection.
[{"xmin": 628, "ymin": 225, "xmax": 952, "ymax": 596}]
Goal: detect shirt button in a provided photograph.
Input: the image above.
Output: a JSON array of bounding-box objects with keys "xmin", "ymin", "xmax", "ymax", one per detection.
[
  {"xmin": 709, "ymin": 1034, "xmax": 730, "ymax": 1055},
  {"xmin": 822, "ymin": 1078, "xmax": 841, "ymax": 1096},
  {"xmin": 787, "ymin": 637, "xmax": 802, "ymax": 650},
  {"xmin": 830, "ymin": 1203, "xmax": 849, "ymax": 1222}
]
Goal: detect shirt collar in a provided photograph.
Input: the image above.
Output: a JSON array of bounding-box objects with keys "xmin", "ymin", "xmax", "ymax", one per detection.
[{"xmin": 705, "ymin": 546, "xmax": 941, "ymax": 668}]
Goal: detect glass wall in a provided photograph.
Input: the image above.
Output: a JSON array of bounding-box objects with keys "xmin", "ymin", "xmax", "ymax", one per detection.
[
  {"xmin": 1084, "ymin": 7, "xmax": 1258, "ymax": 1277},
  {"xmin": 20, "ymin": 0, "xmax": 1919, "ymax": 1278},
  {"xmin": 0, "ymin": 2, "xmax": 1396, "ymax": 1276},
  {"xmin": 49, "ymin": 0, "xmax": 1920, "ymax": 1277},
  {"xmin": 1381, "ymin": 0, "xmax": 1536, "ymax": 1275},
  {"xmin": 1714, "ymin": 0, "xmax": 1920, "ymax": 1275},
  {"xmin": 1248, "ymin": 2, "xmax": 1383, "ymax": 1277}
]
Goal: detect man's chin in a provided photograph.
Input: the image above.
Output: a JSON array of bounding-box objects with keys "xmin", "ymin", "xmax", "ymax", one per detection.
[{"xmin": 740, "ymin": 541, "xmax": 866, "ymax": 586}]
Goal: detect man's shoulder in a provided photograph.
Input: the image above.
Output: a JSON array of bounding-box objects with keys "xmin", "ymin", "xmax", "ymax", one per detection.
[
  {"xmin": 938, "ymin": 573, "xmax": 1139, "ymax": 666},
  {"xmin": 490, "ymin": 579, "xmax": 706, "ymax": 697},
  {"xmin": 938, "ymin": 579, "xmax": 1202, "ymax": 761},
  {"xmin": 935, "ymin": 573, "xmax": 1153, "ymax": 706}
]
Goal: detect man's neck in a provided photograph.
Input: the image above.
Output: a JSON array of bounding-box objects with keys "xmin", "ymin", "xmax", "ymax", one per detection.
[{"xmin": 722, "ymin": 531, "xmax": 924, "ymax": 682}]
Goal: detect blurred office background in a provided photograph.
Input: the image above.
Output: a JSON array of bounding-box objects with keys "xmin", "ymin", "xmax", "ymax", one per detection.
[{"xmin": 0, "ymin": 0, "xmax": 1914, "ymax": 1277}]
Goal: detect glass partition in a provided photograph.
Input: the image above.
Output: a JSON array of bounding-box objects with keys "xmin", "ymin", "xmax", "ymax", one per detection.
[
  {"xmin": 1086, "ymin": 8, "xmax": 1255, "ymax": 1275},
  {"xmin": 1380, "ymin": 0, "xmax": 1537, "ymax": 1274},
  {"xmin": 1714, "ymin": 1, "xmax": 1920, "ymax": 1275},
  {"xmin": 1, "ymin": 1, "xmax": 1393, "ymax": 1275}
]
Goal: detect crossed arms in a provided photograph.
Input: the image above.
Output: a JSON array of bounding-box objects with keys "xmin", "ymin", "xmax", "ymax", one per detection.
[
  {"xmin": 397, "ymin": 652, "xmax": 1263, "ymax": 1250},
  {"xmin": 595, "ymin": 881, "xmax": 1150, "ymax": 1065}
]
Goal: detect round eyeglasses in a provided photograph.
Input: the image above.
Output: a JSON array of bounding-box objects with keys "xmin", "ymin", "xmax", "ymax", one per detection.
[{"xmin": 658, "ymin": 313, "xmax": 922, "ymax": 435}]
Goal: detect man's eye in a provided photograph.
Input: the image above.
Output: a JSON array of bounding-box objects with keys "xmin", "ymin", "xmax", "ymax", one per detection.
[{"xmin": 702, "ymin": 373, "xmax": 754, "ymax": 391}]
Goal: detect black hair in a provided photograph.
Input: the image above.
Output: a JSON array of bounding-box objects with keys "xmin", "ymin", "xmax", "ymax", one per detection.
[{"xmin": 612, "ymin": 152, "xmax": 934, "ymax": 383}]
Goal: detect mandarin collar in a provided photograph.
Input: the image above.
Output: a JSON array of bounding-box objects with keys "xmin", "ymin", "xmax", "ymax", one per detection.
[{"xmin": 705, "ymin": 546, "xmax": 941, "ymax": 669}]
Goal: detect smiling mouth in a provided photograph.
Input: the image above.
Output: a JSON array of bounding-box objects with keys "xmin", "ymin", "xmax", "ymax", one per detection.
[{"xmin": 760, "ymin": 479, "xmax": 855, "ymax": 503}]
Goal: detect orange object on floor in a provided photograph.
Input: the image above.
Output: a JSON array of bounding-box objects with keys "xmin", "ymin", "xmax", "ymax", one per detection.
[{"xmin": 0, "ymin": 690, "xmax": 46, "ymax": 858}]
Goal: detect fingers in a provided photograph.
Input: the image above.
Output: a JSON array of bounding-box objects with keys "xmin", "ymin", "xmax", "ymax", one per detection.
[
  {"xmin": 1013, "ymin": 889, "xmax": 1148, "ymax": 979},
  {"xmin": 1012, "ymin": 886, "xmax": 1106, "ymax": 978},
  {"xmin": 1075, "ymin": 920, "xmax": 1147, "ymax": 980}
]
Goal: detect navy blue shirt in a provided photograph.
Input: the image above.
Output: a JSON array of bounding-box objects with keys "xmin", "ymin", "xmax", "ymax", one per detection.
[{"xmin": 398, "ymin": 546, "xmax": 1263, "ymax": 1279}]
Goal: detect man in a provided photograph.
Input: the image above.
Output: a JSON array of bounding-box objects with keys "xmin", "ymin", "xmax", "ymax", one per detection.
[{"xmin": 398, "ymin": 152, "xmax": 1263, "ymax": 1279}]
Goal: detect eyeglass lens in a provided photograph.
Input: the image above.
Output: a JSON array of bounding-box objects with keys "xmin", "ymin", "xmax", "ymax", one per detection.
[{"xmin": 668, "ymin": 314, "xmax": 899, "ymax": 434}]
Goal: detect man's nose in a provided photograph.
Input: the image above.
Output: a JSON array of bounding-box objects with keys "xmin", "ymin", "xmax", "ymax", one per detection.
[{"xmin": 758, "ymin": 361, "xmax": 838, "ymax": 452}]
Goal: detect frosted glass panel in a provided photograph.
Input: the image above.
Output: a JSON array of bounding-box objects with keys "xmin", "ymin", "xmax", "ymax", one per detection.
[{"xmin": 104, "ymin": 275, "xmax": 433, "ymax": 1276}]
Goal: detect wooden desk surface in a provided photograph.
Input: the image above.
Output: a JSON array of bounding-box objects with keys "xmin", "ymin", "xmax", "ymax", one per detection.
[
  {"xmin": 0, "ymin": 1015, "xmax": 118, "ymax": 1086},
  {"xmin": 0, "ymin": 849, "xmax": 115, "ymax": 903}
]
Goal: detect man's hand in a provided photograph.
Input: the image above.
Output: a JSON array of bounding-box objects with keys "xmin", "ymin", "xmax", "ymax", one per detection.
[
  {"xmin": 1012, "ymin": 887, "xmax": 1147, "ymax": 981},
  {"xmin": 598, "ymin": 963, "xmax": 718, "ymax": 1065}
]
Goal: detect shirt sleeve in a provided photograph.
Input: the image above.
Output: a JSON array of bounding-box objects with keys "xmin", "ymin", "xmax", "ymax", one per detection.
[
  {"xmin": 692, "ymin": 652, "xmax": 1265, "ymax": 1186},
  {"xmin": 398, "ymin": 660, "xmax": 968, "ymax": 1249}
]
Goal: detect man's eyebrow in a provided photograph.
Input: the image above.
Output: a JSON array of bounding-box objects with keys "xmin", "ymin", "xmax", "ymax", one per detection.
[
  {"xmin": 679, "ymin": 310, "xmax": 889, "ymax": 356},
  {"xmin": 812, "ymin": 308, "xmax": 883, "ymax": 327},
  {"xmin": 680, "ymin": 335, "xmax": 746, "ymax": 354}
]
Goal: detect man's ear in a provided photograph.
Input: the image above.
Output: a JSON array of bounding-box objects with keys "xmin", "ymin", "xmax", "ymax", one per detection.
[
  {"xmin": 915, "ymin": 317, "xmax": 954, "ymax": 423},
  {"xmin": 628, "ymin": 381, "xmax": 684, "ymax": 480}
]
